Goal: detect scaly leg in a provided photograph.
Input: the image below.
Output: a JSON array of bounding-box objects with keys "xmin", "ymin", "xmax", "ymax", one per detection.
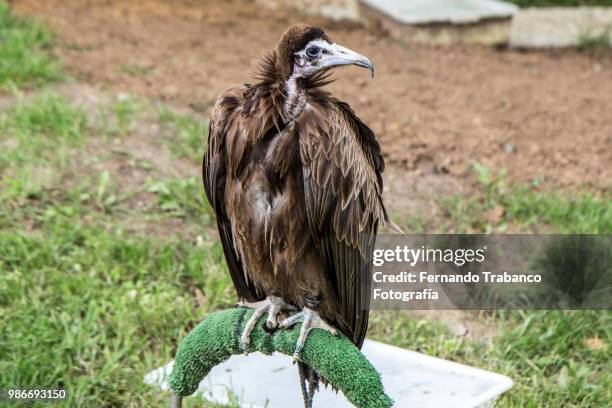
[
  {"xmin": 279, "ymin": 298, "xmax": 338, "ymax": 359},
  {"xmin": 237, "ymin": 296, "xmax": 296, "ymax": 350}
]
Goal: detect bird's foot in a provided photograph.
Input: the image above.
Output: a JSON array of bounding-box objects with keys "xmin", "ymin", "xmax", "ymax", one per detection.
[
  {"xmin": 237, "ymin": 296, "xmax": 296, "ymax": 351},
  {"xmin": 279, "ymin": 307, "xmax": 338, "ymax": 360}
]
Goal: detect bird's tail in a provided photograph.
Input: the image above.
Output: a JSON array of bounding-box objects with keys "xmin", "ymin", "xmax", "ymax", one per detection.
[{"xmin": 298, "ymin": 361, "xmax": 319, "ymax": 408}]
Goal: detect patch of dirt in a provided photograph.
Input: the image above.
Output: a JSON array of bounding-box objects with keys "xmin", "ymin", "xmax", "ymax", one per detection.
[
  {"xmin": 44, "ymin": 83, "xmax": 205, "ymax": 239},
  {"xmin": 13, "ymin": 0, "xmax": 612, "ymax": 195},
  {"xmin": 383, "ymin": 166, "xmax": 463, "ymax": 228}
]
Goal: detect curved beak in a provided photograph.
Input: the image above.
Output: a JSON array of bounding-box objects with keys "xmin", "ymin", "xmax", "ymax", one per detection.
[{"xmin": 321, "ymin": 43, "xmax": 375, "ymax": 78}]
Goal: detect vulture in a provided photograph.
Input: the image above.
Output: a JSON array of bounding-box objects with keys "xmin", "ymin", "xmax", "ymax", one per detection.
[{"xmin": 203, "ymin": 24, "xmax": 394, "ymax": 407}]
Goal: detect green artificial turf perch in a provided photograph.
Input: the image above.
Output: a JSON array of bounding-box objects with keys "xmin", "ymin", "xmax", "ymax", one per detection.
[{"xmin": 169, "ymin": 308, "xmax": 393, "ymax": 408}]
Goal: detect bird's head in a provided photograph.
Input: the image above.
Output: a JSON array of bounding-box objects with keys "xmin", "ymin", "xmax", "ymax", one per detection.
[{"xmin": 276, "ymin": 24, "xmax": 374, "ymax": 83}]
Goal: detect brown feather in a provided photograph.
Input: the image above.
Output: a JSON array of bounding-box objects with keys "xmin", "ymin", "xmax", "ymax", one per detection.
[{"xmin": 298, "ymin": 100, "xmax": 388, "ymax": 346}]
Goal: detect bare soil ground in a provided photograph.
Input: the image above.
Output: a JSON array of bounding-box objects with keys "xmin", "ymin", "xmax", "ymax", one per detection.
[{"xmin": 13, "ymin": 0, "xmax": 612, "ymax": 197}]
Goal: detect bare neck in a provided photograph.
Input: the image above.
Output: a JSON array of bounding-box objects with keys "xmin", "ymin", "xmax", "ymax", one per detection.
[{"xmin": 283, "ymin": 75, "xmax": 307, "ymax": 122}]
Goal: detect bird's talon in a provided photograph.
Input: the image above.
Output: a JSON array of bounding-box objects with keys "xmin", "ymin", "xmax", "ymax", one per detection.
[
  {"xmin": 237, "ymin": 296, "xmax": 294, "ymax": 352},
  {"xmin": 280, "ymin": 307, "xmax": 338, "ymax": 359}
]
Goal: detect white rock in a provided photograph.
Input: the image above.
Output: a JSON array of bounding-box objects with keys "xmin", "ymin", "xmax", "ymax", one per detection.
[{"xmin": 511, "ymin": 7, "xmax": 612, "ymax": 48}]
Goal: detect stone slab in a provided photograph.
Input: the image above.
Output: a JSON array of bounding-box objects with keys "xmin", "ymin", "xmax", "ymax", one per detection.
[
  {"xmin": 511, "ymin": 7, "xmax": 612, "ymax": 48},
  {"xmin": 360, "ymin": 0, "xmax": 518, "ymax": 25}
]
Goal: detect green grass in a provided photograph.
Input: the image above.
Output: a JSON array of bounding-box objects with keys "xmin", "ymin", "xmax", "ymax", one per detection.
[
  {"xmin": 0, "ymin": 138, "xmax": 230, "ymax": 408},
  {"xmin": 0, "ymin": 92, "xmax": 225, "ymax": 406},
  {"xmin": 0, "ymin": 93, "xmax": 86, "ymax": 163},
  {"xmin": 0, "ymin": 94, "xmax": 86, "ymax": 144},
  {"xmin": 0, "ymin": 94, "xmax": 87, "ymax": 205},
  {"xmin": 97, "ymin": 94, "xmax": 145, "ymax": 135},
  {"xmin": 0, "ymin": 2, "xmax": 60, "ymax": 90},
  {"xmin": 157, "ymin": 107, "xmax": 208, "ymax": 161},
  {"xmin": 0, "ymin": 216, "xmax": 235, "ymax": 407},
  {"xmin": 445, "ymin": 163, "xmax": 612, "ymax": 233},
  {"xmin": 370, "ymin": 310, "xmax": 611, "ymax": 407},
  {"xmin": 147, "ymin": 176, "xmax": 214, "ymax": 224},
  {"xmin": 505, "ymin": 189, "xmax": 611, "ymax": 232}
]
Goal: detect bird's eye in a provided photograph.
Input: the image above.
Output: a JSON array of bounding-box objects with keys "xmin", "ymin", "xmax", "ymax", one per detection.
[{"xmin": 306, "ymin": 46, "xmax": 320, "ymax": 57}]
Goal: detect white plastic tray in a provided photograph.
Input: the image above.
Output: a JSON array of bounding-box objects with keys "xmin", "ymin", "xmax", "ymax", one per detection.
[{"xmin": 145, "ymin": 339, "xmax": 512, "ymax": 407}]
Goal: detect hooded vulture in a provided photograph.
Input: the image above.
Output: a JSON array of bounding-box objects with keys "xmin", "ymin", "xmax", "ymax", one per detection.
[{"xmin": 203, "ymin": 24, "xmax": 392, "ymax": 406}]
